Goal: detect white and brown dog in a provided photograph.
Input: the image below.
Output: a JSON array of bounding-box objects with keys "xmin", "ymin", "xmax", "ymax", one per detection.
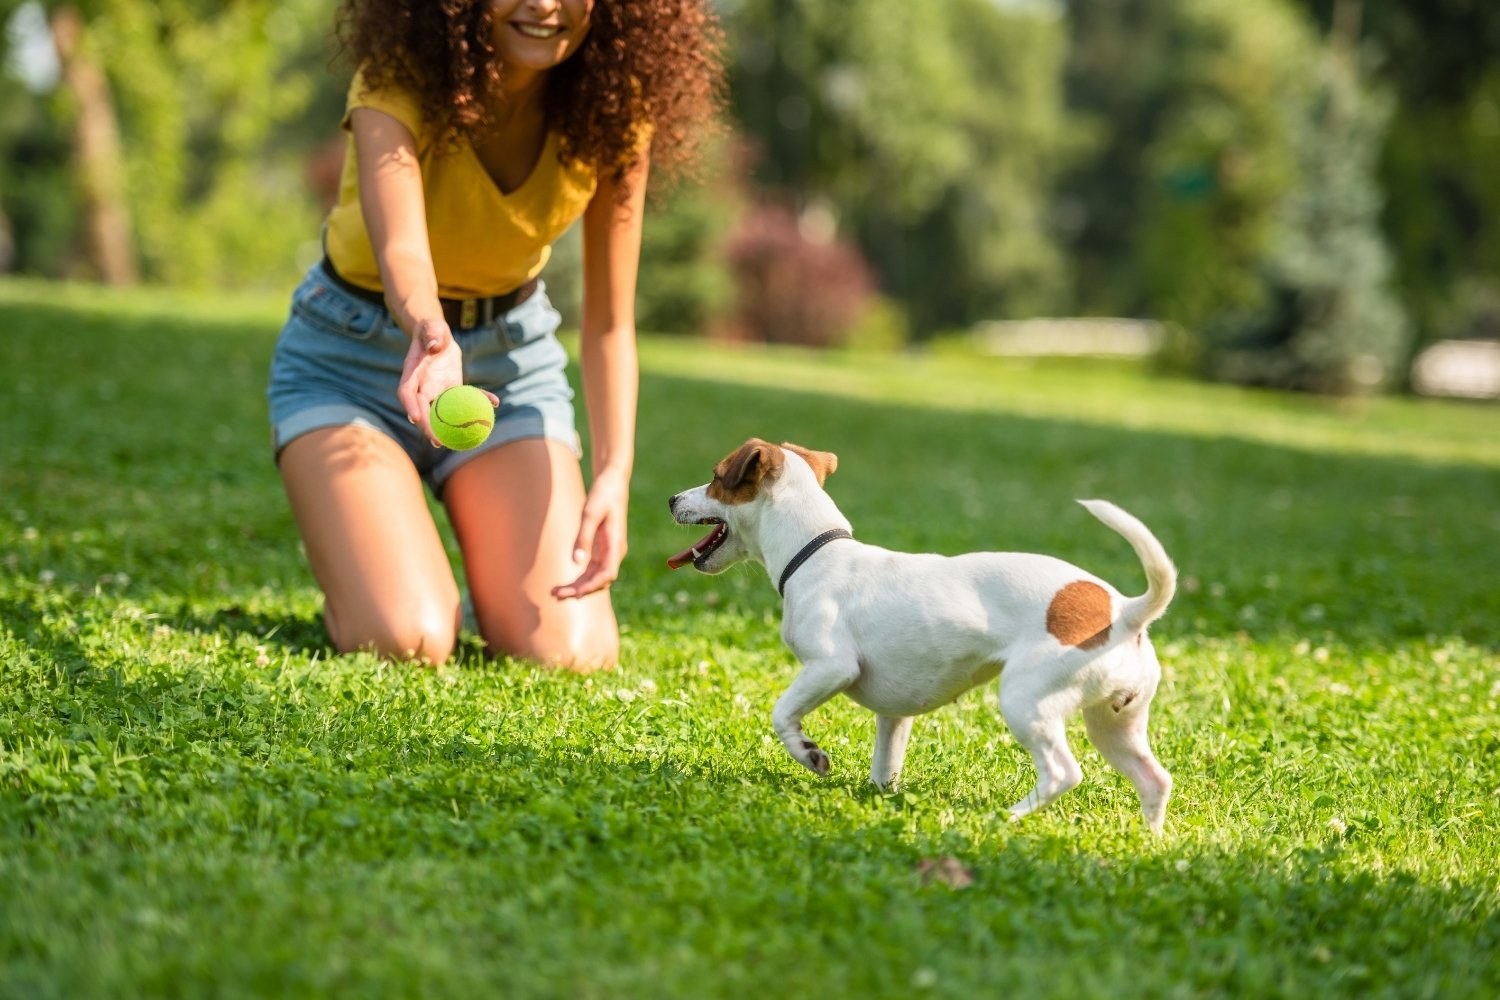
[{"xmin": 668, "ymin": 439, "xmax": 1179, "ymax": 831}]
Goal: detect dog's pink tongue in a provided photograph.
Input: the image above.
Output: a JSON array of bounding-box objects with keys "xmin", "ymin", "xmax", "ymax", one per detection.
[{"xmin": 667, "ymin": 527, "xmax": 720, "ymax": 569}]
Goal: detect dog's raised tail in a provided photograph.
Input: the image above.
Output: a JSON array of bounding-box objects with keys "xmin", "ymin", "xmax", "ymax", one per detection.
[{"xmin": 1078, "ymin": 499, "xmax": 1177, "ymax": 635}]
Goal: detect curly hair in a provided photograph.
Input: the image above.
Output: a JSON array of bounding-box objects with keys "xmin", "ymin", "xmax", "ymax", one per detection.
[{"xmin": 334, "ymin": 0, "xmax": 724, "ymax": 188}]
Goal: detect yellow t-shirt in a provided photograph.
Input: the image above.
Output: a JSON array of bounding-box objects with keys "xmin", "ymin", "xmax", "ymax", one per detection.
[{"xmin": 323, "ymin": 69, "xmax": 599, "ymax": 299}]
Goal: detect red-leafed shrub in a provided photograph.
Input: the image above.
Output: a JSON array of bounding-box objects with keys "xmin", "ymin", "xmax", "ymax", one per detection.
[{"xmin": 723, "ymin": 203, "xmax": 875, "ymax": 348}]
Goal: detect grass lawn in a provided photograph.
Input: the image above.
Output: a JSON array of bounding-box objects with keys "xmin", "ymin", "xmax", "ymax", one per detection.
[{"xmin": 2, "ymin": 277, "xmax": 1498, "ymax": 998}]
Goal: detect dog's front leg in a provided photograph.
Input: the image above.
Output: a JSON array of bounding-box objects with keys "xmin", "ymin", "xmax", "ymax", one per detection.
[
  {"xmin": 772, "ymin": 658, "xmax": 859, "ymax": 776},
  {"xmin": 870, "ymin": 715, "xmax": 915, "ymax": 789}
]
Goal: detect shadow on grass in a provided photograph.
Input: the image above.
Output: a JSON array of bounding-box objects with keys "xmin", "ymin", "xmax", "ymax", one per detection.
[{"xmin": 168, "ymin": 601, "xmax": 333, "ymax": 657}]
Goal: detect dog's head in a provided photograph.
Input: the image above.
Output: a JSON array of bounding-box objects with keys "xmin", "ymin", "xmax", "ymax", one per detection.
[{"xmin": 667, "ymin": 438, "xmax": 838, "ymax": 574}]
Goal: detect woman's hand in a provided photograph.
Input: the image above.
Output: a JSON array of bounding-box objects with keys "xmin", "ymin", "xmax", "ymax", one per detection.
[
  {"xmin": 553, "ymin": 465, "xmax": 630, "ymax": 599},
  {"xmin": 396, "ymin": 318, "xmax": 497, "ymax": 445}
]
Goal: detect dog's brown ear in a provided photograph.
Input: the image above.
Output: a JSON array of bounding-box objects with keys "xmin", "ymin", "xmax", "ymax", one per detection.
[
  {"xmin": 782, "ymin": 443, "xmax": 838, "ymax": 487},
  {"xmin": 709, "ymin": 438, "xmax": 785, "ymax": 503}
]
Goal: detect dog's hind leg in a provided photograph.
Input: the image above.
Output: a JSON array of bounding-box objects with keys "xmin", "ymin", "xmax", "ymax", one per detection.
[
  {"xmin": 999, "ymin": 672, "xmax": 1084, "ymax": 823},
  {"xmin": 870, "ymin": 715, "xmax": 914, "ymax": 789},
  {"xmin": 1083, "ymin": 695, "xmax": 1172, "ymax": 834},
  {"xmin": 772, "ymin": 658, "xmax": 860, "ymax": 776}
]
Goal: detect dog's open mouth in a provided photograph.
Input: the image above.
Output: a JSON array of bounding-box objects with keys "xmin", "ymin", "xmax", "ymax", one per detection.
[{"xmin": 667, "ymin": 519, "xmax": 727, "ymax": 570}]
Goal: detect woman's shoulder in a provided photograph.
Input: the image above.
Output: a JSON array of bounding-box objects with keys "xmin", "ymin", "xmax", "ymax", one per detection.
[{"xmin": 343, "ymin": 63, "xmax": 425, "ymax": 139}]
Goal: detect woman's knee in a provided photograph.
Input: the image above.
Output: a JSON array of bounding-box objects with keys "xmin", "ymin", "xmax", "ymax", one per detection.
[
  {"xmin": 479, "ymin": 604, "xmax": 618, "ymax": 672},
  {"xmin": 493, "ymin": 628, "xmax": 618, "ymax": 672},
  {"xmin": 326, "ymin": 599, "xmax": 460, "ymax": 665}
]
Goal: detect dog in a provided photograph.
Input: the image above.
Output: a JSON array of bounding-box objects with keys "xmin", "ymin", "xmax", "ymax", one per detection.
[{"xmin": 667, "ymin": 438, "xmax": 1178, "ymax": 832}]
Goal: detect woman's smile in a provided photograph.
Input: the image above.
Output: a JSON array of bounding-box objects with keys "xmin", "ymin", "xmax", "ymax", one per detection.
[
  {"xmin": 512, "ymin": 21, "xmax": 564, "ymax": 40},
  {"xmin": 490, "ymin": 0, "xmax": 592, "ymax": 74}
]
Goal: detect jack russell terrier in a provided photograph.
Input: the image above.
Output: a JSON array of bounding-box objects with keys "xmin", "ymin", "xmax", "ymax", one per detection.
[{"xmin": 667, "ymin": 439, "xmax": 1178, "ymax": 832}]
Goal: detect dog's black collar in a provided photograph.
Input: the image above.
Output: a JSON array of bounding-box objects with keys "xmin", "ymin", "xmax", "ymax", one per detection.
[{"xmin": 777, "ymin": 528, "xmax": 853, "ymax": 596}]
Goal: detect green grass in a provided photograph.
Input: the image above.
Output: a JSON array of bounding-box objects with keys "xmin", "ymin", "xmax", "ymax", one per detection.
[{"xmin": 2, "ymin": 276, "xmax": 1498, "ymax": 998}]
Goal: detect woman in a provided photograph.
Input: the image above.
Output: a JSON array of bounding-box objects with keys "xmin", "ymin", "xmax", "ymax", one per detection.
[{"xmin": 267, "ymin": 0, "xmax": 722, "ymax": 668}]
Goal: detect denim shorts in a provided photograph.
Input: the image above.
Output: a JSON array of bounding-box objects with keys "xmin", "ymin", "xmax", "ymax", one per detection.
[{"xmin": 267, "ymin": 266, "xmax": 579, "ymax": 493}]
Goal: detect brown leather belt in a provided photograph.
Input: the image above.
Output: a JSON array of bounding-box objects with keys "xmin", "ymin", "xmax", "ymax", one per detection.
[{"xmin": 318, "ymin": 258, "xmax": 539, "ymax": 331}]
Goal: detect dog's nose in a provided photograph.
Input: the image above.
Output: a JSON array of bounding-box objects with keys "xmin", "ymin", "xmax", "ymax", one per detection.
[{"xmin": 668, "ymin": 494, "xmax": 679, "ymax": 514}]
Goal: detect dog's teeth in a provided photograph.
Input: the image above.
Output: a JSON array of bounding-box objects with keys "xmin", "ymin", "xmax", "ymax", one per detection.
[{"xmin": 690, "ymin": 546, "xmax": 702, "ymax": 559}]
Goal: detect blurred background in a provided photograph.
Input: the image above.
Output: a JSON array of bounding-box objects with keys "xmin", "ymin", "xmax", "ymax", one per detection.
[{"xmin": 2, "ymin": 0, "xmax": 1497, "ymax": 399}]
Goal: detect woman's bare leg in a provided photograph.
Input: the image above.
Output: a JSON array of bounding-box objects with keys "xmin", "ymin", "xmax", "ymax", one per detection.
[
  {"xmin": 443, "ymin": 437, "xmax": 619, "ymax": 671},
  {"xmin": 278, "ymin": 425, "xmax": 460, "ymax": 663}
]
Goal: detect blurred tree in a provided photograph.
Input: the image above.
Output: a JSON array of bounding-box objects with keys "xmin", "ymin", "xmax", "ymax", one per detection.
[
  {"xmin": 0, "ymin": 0, "xmax": 136, "ymax": 282},
  {"xmin": 634, "ymin": 133, "xmax": 742, "ymax": 336},
  {"xmin": 1062, "ymin": 0, "xmax": 1323, "ymax": 327},
  {"xmin": 0, "ymin": 0, "xmax": 332, "ymax": 288},
  {"xmin": 1294, "ymin": 0, "xmax": 1500, "ymax": 107},
  {"xmin": 1058, "ymin": 0, "xmax": 1177, "ymax": 316},
  {"xmin": 48, "ymin": 3, "xmax": 134, "ymax": 284},
  {"xmin": 724, "ymin": 0, "xmax": 1080, "ymax": 336},
  {"xmin": 537, "ymin": 133, "xmax": 743, "ymax": 337},
  {"xmin": 1196, "ymin": 0, "xmax": 1410, "ymax": 394},
  {"xmin": 1291, "ymin": 0, "xmax": 1500, "ymax": 357},
  {"xmin": 91, "ymin": 0, "xmax": 329, "ymax": 288},
  {"xmin": 1136, "ymin": 0, "xmax": 1314, "ymax": 335},
  {"xmin": 1067, "ymin": 0, "xmax": 1411, "ymax": 394},
  {"xmin": 0, "ymin": 26, "xmax": 76, "ymax": 276}
]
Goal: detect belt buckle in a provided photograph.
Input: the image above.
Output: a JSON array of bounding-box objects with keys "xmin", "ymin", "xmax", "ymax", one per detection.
[{"xmin": 459, "ymin": 298, "xmax": 478, "ymax": 329}]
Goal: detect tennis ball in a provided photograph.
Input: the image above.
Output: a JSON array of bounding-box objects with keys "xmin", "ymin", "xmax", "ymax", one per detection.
[{"xmin": 429, "ymin": 385, "xmax": 494, "ymax": 451}]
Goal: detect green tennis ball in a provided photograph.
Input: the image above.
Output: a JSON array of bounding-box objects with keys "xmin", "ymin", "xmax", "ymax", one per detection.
[{"xmin": 429, "ymin": 385, "xmax": 494, "ymax": 451}]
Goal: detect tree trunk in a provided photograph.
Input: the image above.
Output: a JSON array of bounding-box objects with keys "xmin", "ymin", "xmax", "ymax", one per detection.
[{"xmin": 50, "ymin": 4, "xmax": 138, "ymax": 285}]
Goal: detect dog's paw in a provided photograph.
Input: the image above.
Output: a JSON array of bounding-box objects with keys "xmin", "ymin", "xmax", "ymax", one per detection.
[
  {"xmin": 807, "ymin": 749, "xmax": 832, "ymax": 776},
  {"xmin": 800, "ymin": 740, "xmax": 832, "ymax": 776}
]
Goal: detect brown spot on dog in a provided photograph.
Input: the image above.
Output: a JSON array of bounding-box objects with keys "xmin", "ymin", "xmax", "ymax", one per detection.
[
  {"xmin": 706, "ymin": 438, "xmax": 784, "ymax": 504},
  {"xmin": 1046, "ymin": 580, "xmax": 1113, "ymax": 650},
  {"xmin": 782, "ymin": 442, "xmax": 838, "ymax": 486}
]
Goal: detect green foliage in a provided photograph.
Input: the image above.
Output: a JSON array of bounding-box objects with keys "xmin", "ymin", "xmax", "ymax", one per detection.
[
  {"xmin": 1136, "ymin": 0, "xmax": 1315, "ymax": 333},
  {"xmin": 725, "ymin": 0, "xmax": 1082, "ymax": 334},
  {"xmin": 1063, "ymin": 0, "xmax": 1335, "ymax": 333},
  {"xmin": 1118, "ymin": 0, "xmax": 1412, "ymax": 395},
  {"xmin": 1199, "ymin": 52, "xmax": 1411, "ymax": 394},
  {"xmin": 634, "ymin": 136, "xmax": 742, "ymax": 336},
  {"xmin": 4, "ymin": 0, "xmax": 1499, "ymax": 392},
  {"xmin": 3, "ymin": 281, "xmax": 1500, "ymax": 996},
  {"xmin": 1378, "ymin": 69, "xmax": 1500, "ymax": 349},
  {"xmin": 933, "ymin": 0, "xmax": 1080, "ymax": 322},
  {"xmin": 1073, "ymin": 0, "xmax": 1500, "ymax": 370},
  {"xmin": 841, "ymin": 294, "xmax": 910, "ymax": 353},
  {"xmin": 86, "ymin": 0, "xmax": 330, "ymax": 289},
  {"xmin": 0, "ymin": 72, "xmax": 76, "ymax": 275},
  {"xmin": 540, "ymin": 137, "xmax": 741, "ymax": 337},
  {"xmin": 1324, "ymin": 1, "xmax": 1500, "ymax": 350},
  {"xmin": 729, "ymin": 0, "xmax": 965, "ymax": 214},
  {"xmin": 1059, "ymin": 0, "xmax": 1176, "ymax": 316}
]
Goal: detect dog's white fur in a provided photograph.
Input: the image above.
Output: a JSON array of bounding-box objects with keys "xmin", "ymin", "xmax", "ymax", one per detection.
[{"xmin": 668, "ymin": 439, "xmax": 1179, "ymax": 832}]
